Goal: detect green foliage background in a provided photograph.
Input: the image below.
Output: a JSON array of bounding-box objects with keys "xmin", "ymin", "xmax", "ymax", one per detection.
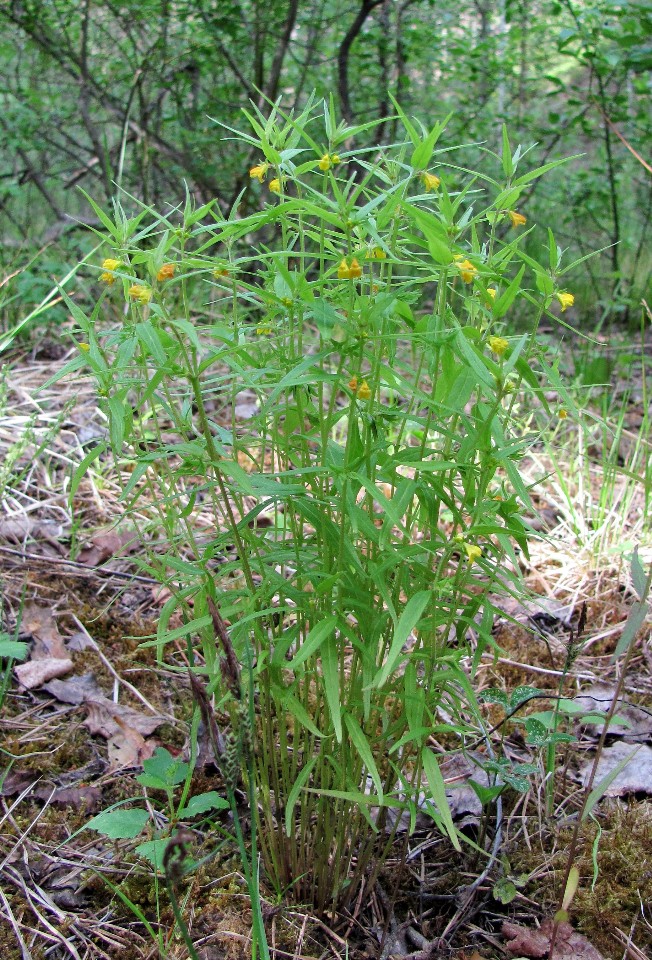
[{"xmin": 1, "ymin": 0, "xmax": 650, "ymax": 322}]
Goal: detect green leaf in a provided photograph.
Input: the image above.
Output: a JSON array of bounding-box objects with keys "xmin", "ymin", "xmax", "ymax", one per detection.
[
  {"xmin": 285, "ymin": 757, "xmax": 318, "ymax": 836},
  {"xmin": 493, "ymin": 265, "xmax": 525, "ymax": 319},
  {"xmin": 322, "ymin": 635, "xmax": 342, "ymax": 742},
  {"xmin": 501, "ymin": 126, "xmax": 513, "ymax": 178},
  {"xmin": 374, "ymin": 590, "xmax": 430, "ymax": 688},
  {"xmin": 583, "ymin": 746, "xmax": 640, "ymax": 820},
  {"xmin": 344, "ymin": 713, "xmax": 383, "ymax": 802},
  {"xmin": 69, "ymin": 441, "xmax": 107, "ymax": 506},
  {"xmin": 289, "ymin": 615, "xmax": 338, "ymax": 669},
  {"xmin": 87, "ymin": 808, "xmax": 149, "ymax": 839},
  {"xmin": 493, "ymin": 877, "xmax": 518, "ymax": 904},
  {"xmin": 179, "ymin": 792, "xmax": 230, "ymax": 817},
  {"xmin": 0, "ymin": 639, "xmax": 28, "ymax": 661},
  {"xmin": 135, "ymin": 838, "xmax": 169, "ymax": 871},
  {"xmin": 421, "ymin": 748, "xmax": 461, "ymax": 851},
  {"xmin": 138, "ymin": 747, "xmax": 189, "ymax": 787}
]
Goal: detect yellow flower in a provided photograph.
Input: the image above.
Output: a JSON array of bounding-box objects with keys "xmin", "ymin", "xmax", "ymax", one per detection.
[
  {"xmin": 128, "ymin": 284, "xmax": 152, "ymax": 304},
  {"xmin": 357, "ymin": 380, "xmax": 371, "ymax": 400},
  {"xmin": 488, "ymin": 335, "xmax": 509, "ymax": 357},
  {"xmin": 337, "ymin": 258, "xmax": 362, "ymax": 280},
  {"xmin": 348, "ymin": 376, "xmax": 358, "ymax": 392},
  {"xmin": 79, "ymin": 342, "xmax": 90, "ymax": 352},
  {"xmin": 213, "ymin": 266, "xmax": 230, "ymax": 279},
  {"xmin": 318, "ymin": 153, "xmax": 340, "ymax": 171},
  {"xmin": 249, "ymin": 163, "xmax": 269, "ymax": 183},
  {"xmin": 268, "ymin": 178, "xmax": 283, "ymax": 194},
  {"xmin": 558, "ymin": 408, "xmax": 568, "ymax": 419},
  {"xmin": 464, "ymin": 543, "xmax": 482, "ymax": 564},
  {"xmin": 421, "ymin": 171, "xmax": 441, "ymax": 192},
  {"xmin": 157, "ymin": 263, "xmax": 175, "ymax": 282},
  {"xmin": 100, "ymin": 258, "xmax": 120, "ymax": 284},
  {"xmin": 487, "ymin": 287, "xmax": 497, "ymax": 300},
  {"xmin": 365, "ymin": 246, "xmax": 387, "ymax": 260},
  {"xmin": 508, "ymin": 210, "xmax": 527, "ymax": 229},
  {"xmin": 557, "ymin": 292, "xmax": 575, "ymax": 312},
  {"xmin": 256, "ymin": 324, "xmax": 273, "ymax": 335},
  {"xmin": 455, "ymin": 258, "xmax": 477, "ymax": 283}
]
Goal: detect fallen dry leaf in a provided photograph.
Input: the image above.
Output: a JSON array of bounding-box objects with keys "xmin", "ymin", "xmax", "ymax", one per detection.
[
  {"xmin": 108, "ymin": 717, "xmax": 156, "ymax": 770},
  {"xmin": 15, "ymin": 656, "xmax": 73, "ymax": 688},
  {"xmin": 43, "ymin": 672, "xmax": 164, "ymax": 769},
  {"xmin": 21, "ymin": 601, "xmax": 68, "ymax": 659},
  {"xmin": 0, "ymin": 770, "xmax": 102, "ymax": 812},
  {"xmin": 78, "ymin": 527, "xmax": 138, "ymax": 567},
  {"xmin": 502, "ymin": 918, "xmax": 604, "ymax": 959}
]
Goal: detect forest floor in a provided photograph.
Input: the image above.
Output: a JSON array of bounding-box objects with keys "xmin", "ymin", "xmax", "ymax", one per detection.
[{"xmin": 1, "ymin": 329, "xmax": 651, "ymax": 960}]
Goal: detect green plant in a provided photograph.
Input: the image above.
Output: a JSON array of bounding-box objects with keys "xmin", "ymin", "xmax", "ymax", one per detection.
[{"xmin": 57, "ymin": 96, "xmax": 581, "ymax": 917}]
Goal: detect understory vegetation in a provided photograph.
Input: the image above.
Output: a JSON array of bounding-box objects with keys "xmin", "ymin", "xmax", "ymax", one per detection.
[{"xmin": 1, "ymin": 3, "xmax": 651, "ymax": 959}]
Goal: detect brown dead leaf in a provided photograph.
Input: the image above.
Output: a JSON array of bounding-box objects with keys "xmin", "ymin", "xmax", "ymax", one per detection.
[
  {"xmin": 14, "ymin": 656, "xmax": 73, "ymax": 689},
  {"xmin": 83, "ymin": 697, "xmax": 163, "ymax": 739},
  {"xmin": 42, "ymin": 672, "xmax": 164, "ymax": 769},
  {"xmin": 0, "ymin": 770, "xmax": 102, "ymax": 811},
  {"xmin": 21, "ymin": 601, "xmax": 68, "ymax": 659},
  {"xmin": 502, "ymin": 919, "xmax": 604, "ymax": 959},
  {"xmin": 78, "ymin": 527, "xmax": 138, "ymax": 567},
  {"xmin": 108, "ymin": 717, "xmax": 156, "ymax": 770}
]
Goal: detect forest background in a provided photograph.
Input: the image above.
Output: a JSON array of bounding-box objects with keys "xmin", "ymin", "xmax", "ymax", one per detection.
[{"xmin": 0, "ymin": 0, "xmax": 650, "ymax": 328}]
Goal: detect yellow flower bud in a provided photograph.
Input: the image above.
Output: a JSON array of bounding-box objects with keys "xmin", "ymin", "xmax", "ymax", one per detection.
[
  {"xmin": 557, "ymin": 292, "xmax": 575, "ymax": 312},
  {"xmin": 269, "ymin": 178, "xmax": 282, "ymax": 194},
  {"xmin": 488, "ymin": 336, "xmax": 509, "ymax": 357},
  {"xmin": 487, "ymin": 287, "xmax": 497, "ymax": 300},
  {"xmin": 366, "ymin": 246, "xmax": 387, "ymax": 260},
  {"xmin": 100, "ymin": 258, "xmax": 120, "ymax": 284},
  {"xmin": 338, "ymin": 258, "xmax": 362, "ymax": 280},
  {"xmin": 348, "ymin": 376, "xmax": 358, "ymax": 392},
  {"xmin": 79, "ymin": 342, "xmax": 90, "ymax": 352},
  {"xmin": 156, "ymin": 263, "xmax": 175, "ymax": 281},
  {"xmin": 318, "ymin": 153, "xmax": 340, "ymax": 171},
  {"xmin": 128, "ymin": 284, "xmax": 152, "ymax": 304},
  {"xmin": 357, "ymin": 380, "xmax": 371, "ymax": 401},
  {"xmin": 421, "ymin": 171, "xmax": 441, "ymax": 192},
  {"xmin": 508, "ymin": 210, "xmax": 527, "ymax": 229},
  {"xmin": 249, "ymin": 163, "xmax": 269, "ymax": 183},
  {"xmin": 455, "ymin": 258, "xmax": 477, "ymax": 283},
  {"xmin": 464, "ymin": 543, "xmax": 482, "ymax": 564}
]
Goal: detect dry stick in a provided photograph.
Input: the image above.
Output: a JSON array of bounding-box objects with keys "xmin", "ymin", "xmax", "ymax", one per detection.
[{"xmin": 0, "ymin": 544, "xmax": 159, "ymax": 583}]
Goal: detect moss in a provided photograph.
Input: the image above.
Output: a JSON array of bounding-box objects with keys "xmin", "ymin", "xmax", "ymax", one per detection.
[{"xmin": 510, "ymin": 800, "xmax": 652, "ymax": 958}]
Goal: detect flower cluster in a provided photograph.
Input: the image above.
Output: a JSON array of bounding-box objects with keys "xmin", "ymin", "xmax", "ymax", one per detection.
[
  {"xmin": 488, "ymin": 336, "xmax": 509, "ymax": 357},
  {"xmin": 100, "ymin": 258, "xmax": 120, "ymax": 284},
  {"xmin": 318, "ymin": 153, "xmax": 340, "ymax": 171},
  {"xmin": 338, "ymin": 258, "xmax": 362, "ymax": 280},
  {"xmin": 157, "ymin": 263, "xmax": 175, "ymax": 282},
  {"xmin": 128, "ymin": 284, "xmax": 152, "ymax": 304}
]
